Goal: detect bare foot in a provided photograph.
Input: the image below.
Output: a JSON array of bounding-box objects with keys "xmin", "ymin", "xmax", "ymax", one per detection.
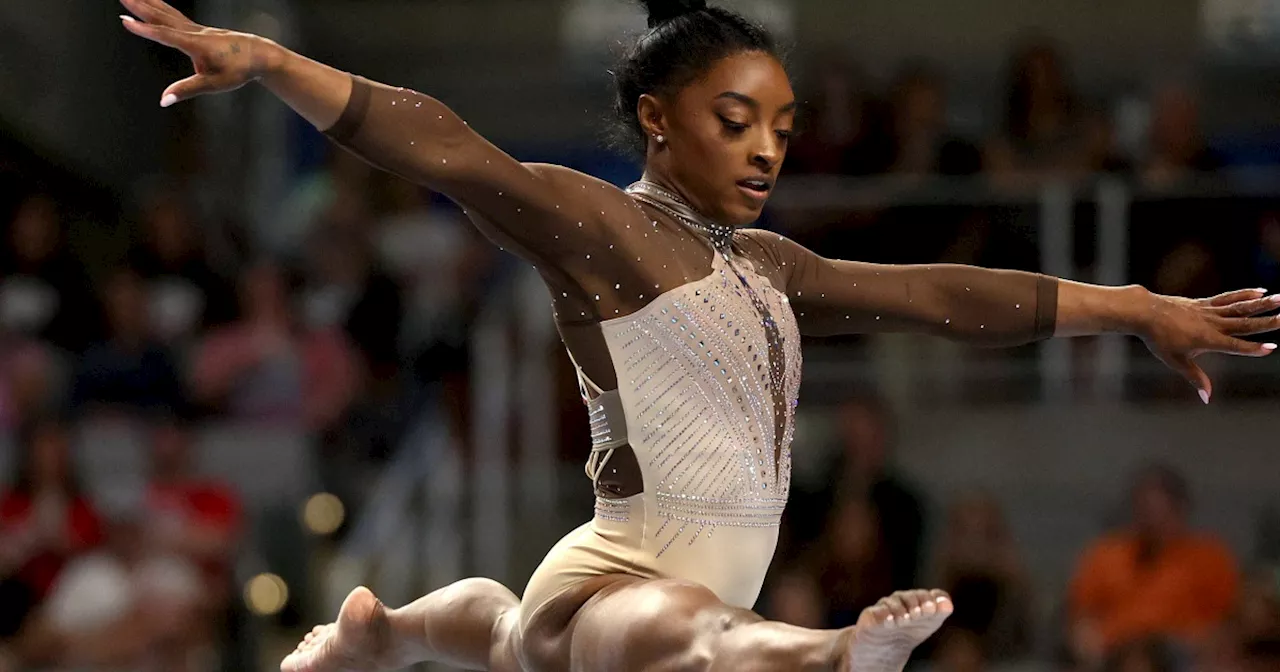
[
  {"xmin": 845, "ymin": 589, "xmax": 953, "ymax": 672},
  {"xmin": 281, "ymin": 586, "xmax": 391, "ymax": 672}
]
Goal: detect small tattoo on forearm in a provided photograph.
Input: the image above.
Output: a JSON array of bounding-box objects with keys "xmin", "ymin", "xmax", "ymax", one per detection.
[{"xmin": 231, "ymin": 43, "xmax": 241, "ymax": 54}]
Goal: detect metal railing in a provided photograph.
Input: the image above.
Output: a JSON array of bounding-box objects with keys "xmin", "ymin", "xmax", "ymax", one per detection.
[
  {"xmin": 773, "ymin": 171, "xmax": 1280, "ymax": 405},
  {"xmin": 330, "ymin": 265, "xmax": 558, "ymax": 671}
]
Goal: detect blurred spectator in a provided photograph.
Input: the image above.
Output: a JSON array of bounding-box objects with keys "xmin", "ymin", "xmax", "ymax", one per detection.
[
  {"xmin": 933, "ymin": 491, "xmax": 1034, "ymax": 660},
  {"xmin": 143, "ymin": 417, "xmax": 240, "ymax": 607},
  {"xmin": 1152, "ymin": 240, "xmax": 1222, "ymax": 300},
  {"xmin": 0, "ymin": 339, "xmax": 56, "ymax": 433},
  {"xmin": 1241, "ymin": 639, "xmax": 1280, "ymax": 672},
  {"xmin": 303, "ymin": 224, "xmax": 403, "ymax": 383},
  {"xmin": 884, "ymin": 64, "xmax": 981, "ymax": 177},
  {"xmin": 20, "ymin": 511, "xmax": 208, "ymax": 671},
  {"xmin": 786, "ymin": 56, "xmax": 882, "ymax": 176},
  {"xmin": 269, "ymin": 149, "xmax": 375, "ymax": 255},
  {"xmin": 0, "ymin": 417, "xmax": 103, "ymax": 639},
  {"xmin": 372, "ymin": 178, "xmax": 490, "ymax": 376},
  {"xmin": 191, "ymin": 260, "xmax": 359, "ymax": 431},
  {"xmin": 0, "ymin": 194, "xmax": 95, "ymax": 352},
  {"xmin": 1068, "ymin": 464, "xmax": 1239, "ymax": 665},
  {"xmin": 1255, "ymin": 213, "xmax": 1280, "ymax": 289},
  {"xmin": 1235, "ymin": 568, "xmax": 1280, "ymax": 648},
  {"xmin": 1103, "ymin": 637, "xmax": 1178, "ymax": 672},
  {"xmin": 1139, "ymin": 83, "xmax": 1223, "ymax": 191},
  {"xmin": 796, "ymin": 396, "xmax": 926, "ymax": 592},
  {"xmin": 764, "ymin": 569, "xmax": 825, "ymax": 629},
  {"xmin": 72, "ymin": 268, "xmax": 186, "ymax": 415},
  {"xmin": 810, "ymin": 498, "xmax": 895, "ymax": 627},
  {"xmin": 984, "ymin": 39, "xmax": 1094, "ymax": 181},
  {"xmin": 930, "ymin": 628, "xmax": 988, "ymax": 672},
  {"xmin": 126, "ymin": 185, "xmax": 235, "ymax": 345}
]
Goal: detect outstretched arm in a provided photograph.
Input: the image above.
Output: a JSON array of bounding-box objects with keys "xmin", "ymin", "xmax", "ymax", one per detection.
[
  {"xmin": 741, "ymin": 231, "xmax": 1280, "ymax": 402},
  {"xmin": 119, "ymin": 0, "xmax": 628, "ymax": 274}
]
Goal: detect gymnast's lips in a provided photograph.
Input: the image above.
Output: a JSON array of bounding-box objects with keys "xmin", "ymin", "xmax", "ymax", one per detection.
[{"xmin": 736, "ymin": 177, "xmax": 773, "ymax": 202}]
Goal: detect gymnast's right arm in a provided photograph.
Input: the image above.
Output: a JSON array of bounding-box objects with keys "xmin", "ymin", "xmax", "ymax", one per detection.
[{"xmin": 119, "ymin": 0, "xmax": 619, "ymax": 269}]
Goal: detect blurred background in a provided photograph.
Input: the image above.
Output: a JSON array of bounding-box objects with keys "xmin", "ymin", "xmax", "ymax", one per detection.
[{"xmin": 1, "ymin": 0, "xmax": 1280, "ymax": 670}]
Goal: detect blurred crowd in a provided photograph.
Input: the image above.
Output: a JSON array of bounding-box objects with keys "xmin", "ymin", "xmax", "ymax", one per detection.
[
  {"xmin": 779, "ymin": 39, "xmax": 1280, "ymax": 305},
  {"xmin": 0, "ymin": 151, "xmax": 495, "ymax": 669},
  {"xmin": 766, "ymin": 397, "xmax": 1280, "ymax": 672},
  {"xmin": 0, "ymin": 30, "xmax": 1276, "ymax": 672}
]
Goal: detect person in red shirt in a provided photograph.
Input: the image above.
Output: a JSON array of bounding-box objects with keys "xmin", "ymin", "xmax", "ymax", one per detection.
[
  {"xmin": 143, "ymin": 417, "xmax": 241, "ymax": 606},
  {"xmin": 0, "ymin": 417, "xmax": 103, "ymax": 637},
  {"xmin": 1068, "ymin": 464, "xmax": 1239, "ymax": 665}
]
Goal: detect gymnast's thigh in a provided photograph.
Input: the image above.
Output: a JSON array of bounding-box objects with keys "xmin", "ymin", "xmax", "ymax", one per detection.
[{"xmin": 523, "ymin": 575, "xmax": 758, "ymax": 672}]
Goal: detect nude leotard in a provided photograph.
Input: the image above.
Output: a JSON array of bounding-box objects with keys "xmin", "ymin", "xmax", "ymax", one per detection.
[{"xmin": 323, "ymin": 75, "xmax": 1059, "ymax": 631}]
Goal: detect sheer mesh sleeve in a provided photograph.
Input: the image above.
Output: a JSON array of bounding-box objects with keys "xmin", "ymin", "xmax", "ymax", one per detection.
[
  {"xmin": 322, "ymin": 76, "xmax": 633, "ymax": 285},
  {"xmin": 738, "ymin": 230, "xmax": 1058, "ymax": 345},
  {"xmin": 319, "ymin": 75, "xmax": 733, "ymax": 334}
]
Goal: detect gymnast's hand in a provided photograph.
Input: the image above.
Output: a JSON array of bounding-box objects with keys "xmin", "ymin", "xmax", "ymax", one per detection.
[
  {"xmin": 1135, "ymin": 288, "xmax": 1280, "ymax": 402},
  {"xmin": 119, "ymin": 0, "xmax": 271, "ymax": 107}
]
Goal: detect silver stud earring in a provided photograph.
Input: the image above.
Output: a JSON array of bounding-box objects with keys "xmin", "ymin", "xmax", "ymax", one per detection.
[{"xmin": 655, "ymin": 134, "xmax": 665, "ymax": 144}]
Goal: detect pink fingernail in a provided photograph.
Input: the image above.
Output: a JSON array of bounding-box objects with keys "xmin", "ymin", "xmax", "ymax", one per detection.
[
  {"xmin": 1264, "ymin": 343, "xmax": 1277, "ymax": 351},
  {"xmin": 120, "ymin": 15, "xmax": 137, "ymax": 23},
  {"xmin": 1199, "ymin": 389, "xmax": 1210, "ymax": 404},
  {"xmin": 160, "ymin": 94, "xmax": 177, "ymax": 108}
]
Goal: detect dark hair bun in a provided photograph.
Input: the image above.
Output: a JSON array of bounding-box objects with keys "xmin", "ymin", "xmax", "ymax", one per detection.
[{"xmin": 640, "ymin": 0, "xmax": 708, "ymax": 28}]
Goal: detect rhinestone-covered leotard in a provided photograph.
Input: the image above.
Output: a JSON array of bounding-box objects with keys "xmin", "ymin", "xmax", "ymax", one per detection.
[{"xmin": 323, "ymin": 76, "xmax": 1059, "ymax": 627}]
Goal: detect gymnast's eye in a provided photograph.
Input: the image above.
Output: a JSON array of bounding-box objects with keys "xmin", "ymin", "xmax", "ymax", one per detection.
[{"xmin": 718, "ymin": 115, "xmax": 748, "ymax": 134}]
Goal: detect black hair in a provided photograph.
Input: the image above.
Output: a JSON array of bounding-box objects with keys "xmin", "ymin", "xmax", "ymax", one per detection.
[{"xmin": 610, "ymin": 0, "xmax": 780, "ymax": 156}]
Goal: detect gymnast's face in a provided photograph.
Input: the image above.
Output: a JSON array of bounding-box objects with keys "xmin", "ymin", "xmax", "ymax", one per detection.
[{"xmin": 640, "ymin": 51, "xmax": 795, "ymax": 227}]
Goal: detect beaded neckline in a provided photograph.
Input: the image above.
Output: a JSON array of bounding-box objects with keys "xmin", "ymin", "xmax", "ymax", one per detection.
[{"xmin": 626, "ymin": 180, "xmax": 735, "ymax": 252}]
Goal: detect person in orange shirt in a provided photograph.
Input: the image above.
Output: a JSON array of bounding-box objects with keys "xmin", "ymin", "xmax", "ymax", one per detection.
[{"xmin": 1068, "ymin": 464, "xmax": 1239, "ymax": 666}]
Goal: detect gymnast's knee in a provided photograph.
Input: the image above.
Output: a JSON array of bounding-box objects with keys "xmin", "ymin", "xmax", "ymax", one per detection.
[{"xmin": 581, "ymin": 580, "xmax": 747, "ymax": 672}]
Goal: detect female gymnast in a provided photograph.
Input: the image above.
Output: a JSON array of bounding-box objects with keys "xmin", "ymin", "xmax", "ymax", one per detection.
[{"xmin": 120, "ymin": 0, "xmax": 1280, "ymax": 670}]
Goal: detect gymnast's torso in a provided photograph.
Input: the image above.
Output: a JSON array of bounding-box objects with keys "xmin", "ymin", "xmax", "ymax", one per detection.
[
  {"xmin": 321, "ymin": 74, "xmax": 1059, "ymax": 629},
  {"xmin": 520, "ymin": 186, "xmax": 805, "ymax": 625}
]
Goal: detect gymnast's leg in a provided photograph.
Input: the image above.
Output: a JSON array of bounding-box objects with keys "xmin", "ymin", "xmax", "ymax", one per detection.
[
  {"xmin": 549, "ymin": 579, "xmax": 952, "ymax": 672},
  {"xmin": 280, "ymin": 578, "xmax": 522, "ymax": 672}
]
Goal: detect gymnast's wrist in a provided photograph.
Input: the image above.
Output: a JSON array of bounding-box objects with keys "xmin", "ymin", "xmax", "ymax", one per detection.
[
  {"xmin": 1113, "ymin": 284, "xmax": 1156, "ymax": 338},
  {"xmin": 252, "ymin": 37, "xmax": 289, "ymax": 82}
]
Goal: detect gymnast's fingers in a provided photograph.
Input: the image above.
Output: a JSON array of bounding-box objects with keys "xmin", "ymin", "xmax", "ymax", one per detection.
[
  {"xmin": 1208, "ymin": 336, "xmax": 1277, "ymax": 357},
  {"xmin": 1166, "ymin": 354, "xmax": 1211, "ymax": 404},
  {"xmin": 1203, "ymin": 288, "xmax": 1268, "ymax": 307},
  {"xmin": 1219, "ymin": 315, "xmax": 1280, "ymax": 337},
  {"xmin": 119, "ymin": 0, "xmax": 198, "ymax": 30},
  {"xmin": 120, "ymin": 15, "xmax": 198, "ymax": 53},
  {"xmin": 1210, "ymin": 294, "xmax": 1280, "ymax": 318},
  {"xmin": 161, "ymin": 74, "xmax": 228, "ymax": 107}
]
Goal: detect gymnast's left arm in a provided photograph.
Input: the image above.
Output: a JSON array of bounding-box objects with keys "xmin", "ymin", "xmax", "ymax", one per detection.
[{"xmin": 740, "ymin": 231, "xmax": 1280, "ymax": 402}]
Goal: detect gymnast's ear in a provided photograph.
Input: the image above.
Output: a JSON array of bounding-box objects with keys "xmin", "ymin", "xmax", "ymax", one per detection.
[{"xmin": 636, "ymin": 93, "xmax": 668, "ymax": 142}]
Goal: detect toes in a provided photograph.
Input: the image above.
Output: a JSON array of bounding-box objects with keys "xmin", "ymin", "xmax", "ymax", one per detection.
[
  {"xmin": 878, "ymin": 595, "xmax": 909, "ymax": 622},
  {"xmin": 867, "ymin": 604, "xmax": 895, "ymax": 626},
  {"xmin": 897, "ymin": 590, "xmax": 921, "ymax": 618},
  {"xmin": 928, "ymin": 589, "xmax": 954, "ymax": 615},
  {"xmin": 920, "ymin": 597, "xmax": 937, "ymax": 616}
]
